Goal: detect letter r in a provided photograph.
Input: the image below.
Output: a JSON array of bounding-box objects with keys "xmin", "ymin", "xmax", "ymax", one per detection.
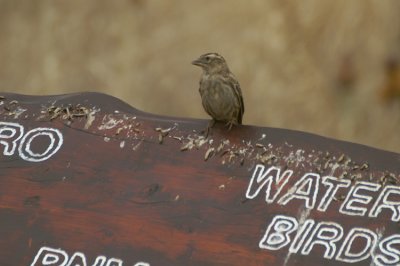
[{"xmin": 0, "ymin": 122, "xmax": 24, "ymax": 156}]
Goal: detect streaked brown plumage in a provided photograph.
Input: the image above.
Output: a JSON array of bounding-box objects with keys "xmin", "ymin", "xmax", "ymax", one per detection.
[{"xmin": 192, "ymin": 53, "xmax": 244, "ymax": 131}]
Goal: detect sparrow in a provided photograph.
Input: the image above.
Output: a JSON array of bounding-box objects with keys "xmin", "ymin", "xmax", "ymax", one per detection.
[{"xmin": 192, "ymin": 53, "xmax": 244, "ymax": 134}]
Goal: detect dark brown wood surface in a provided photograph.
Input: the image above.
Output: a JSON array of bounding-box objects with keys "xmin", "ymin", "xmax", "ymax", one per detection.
[{"xmin": 0, "ymin": 92, "xmax": 399, "ymax": 266}]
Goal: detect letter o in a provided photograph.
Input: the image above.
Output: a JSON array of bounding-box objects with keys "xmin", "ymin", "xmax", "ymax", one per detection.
[{"xmin": 18, "ymin": 128, "xmax": 63, "ymax": 162}]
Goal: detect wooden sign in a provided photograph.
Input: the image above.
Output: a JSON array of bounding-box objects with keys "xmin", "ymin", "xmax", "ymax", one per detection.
[{"xmin": 0, "ymin": 92, "xmax": 399, "ymax": 266}]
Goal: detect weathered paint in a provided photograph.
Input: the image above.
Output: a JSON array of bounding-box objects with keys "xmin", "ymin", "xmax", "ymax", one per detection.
[{"xmin": 0, "ymin": 92, "xmax": 399, "ymax": 265}]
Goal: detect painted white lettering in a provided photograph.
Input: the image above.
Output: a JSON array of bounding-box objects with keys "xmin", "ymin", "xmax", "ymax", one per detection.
[
  {"xmin": 30, "ymin": 246, "xmax": 68, "ymax": 266},
  {"xmin": 317, "ymin": 176, "xmax": 351, "ymax": 212},
  {"xmin": 31, "ymin": 246, "xmax": 151, "ymax": 266},
  {"xmin": 369, "ymin": 185, "xmax": 400, "ymax": 222},
  {"xmin": 92, "ymin": 256, "xmax": 107, "ymax": 266},
  {"xmin": 0, "ymin": 122, "xmax": 24, "ymax": 155},
  {"xmin": 18, "ymin": 127, "xmax": 64, "ymax": 162},
  {"xmin": 339, "ymin": 182, "xmax": 380, "ymax": 216},
  {"xmin": 0, "ymin": 122, "xmax": 63, "ymax": 162},
  {"xmin": 336, "ymin": 228, "xmax": 377, "ymax": 263},
  {"xmin": 278, "ymin": 173, "xmax": 320, "ymax": 209},
  {"xmin": 66, "ymin": 252, "xmax": 87, "ymax": 266},
  {"xmin": 289, "ymin": 219, "xmax": 315, "ymax": 254},
  {"xmin": 301, "ymin": 222, "xmax": 343, "ymax": 259},
  {"xmin": 246, "ymin": 165, "xmax": 293, "ymax": 203},
  {"xmin": 374, "ymin": 234, "xmax": 400, "ymax": 266},
  {"xmin": 247, "ymin": 166, "xmax": 400, "ymax": 263},
  {"xmin": 105, "ymin": 258, "xmax": 123, "ymax": 266},
  {"xmin": 134, "ymin": 263, "xmax": 151, "ymax": 266},
  {"xmin": 259, "ymin": 215, "xmax": 298, "ymax": 250}
]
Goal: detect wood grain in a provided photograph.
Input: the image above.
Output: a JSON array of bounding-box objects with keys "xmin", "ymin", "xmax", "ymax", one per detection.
[{"xmin": 0, "ymin": 92, "xmax": 399, "ymax": 266}]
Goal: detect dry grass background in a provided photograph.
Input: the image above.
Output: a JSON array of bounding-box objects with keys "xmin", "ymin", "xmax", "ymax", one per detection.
[{"xmin": 0, "ymin": 0, "xmax": 400, "ymax": 151}]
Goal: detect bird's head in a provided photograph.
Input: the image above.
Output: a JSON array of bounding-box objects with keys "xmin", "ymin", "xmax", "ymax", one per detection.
[{"xmin": 192, "ymin": 53, "xmax": 229, "ymax": 74}]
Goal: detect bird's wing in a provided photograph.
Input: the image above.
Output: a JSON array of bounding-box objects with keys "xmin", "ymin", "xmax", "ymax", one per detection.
[
  {"xmin": 237, "ymin": 86, "xmax": 244, "ymax": 124},
  {"xmin": 230, "ymin": 77, "xmax": 244, "ymax": 124}
]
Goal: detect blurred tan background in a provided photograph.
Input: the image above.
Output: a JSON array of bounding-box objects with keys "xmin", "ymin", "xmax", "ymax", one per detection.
[{"xmin": 1, "ymin": 0, "xmax": 400, "ymax": 151}]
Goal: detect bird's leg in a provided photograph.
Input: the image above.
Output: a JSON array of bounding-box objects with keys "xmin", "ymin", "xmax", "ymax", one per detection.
[
  {"xmin": 203, "ymin": 119, "xmax": 216, "ymax": 138},
  {"xmin": 225, "ymin": 121, "xmax": 235, "ymax": 131}
]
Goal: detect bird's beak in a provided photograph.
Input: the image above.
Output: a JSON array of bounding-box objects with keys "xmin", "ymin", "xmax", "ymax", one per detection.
[{"xmin": 192, "ymin": 58, "xmax": 204, "ymax": 67}]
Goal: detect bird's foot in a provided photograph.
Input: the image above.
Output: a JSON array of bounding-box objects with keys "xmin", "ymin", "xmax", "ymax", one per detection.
[
  {"xmin": 202, "ymin": 119, "xmax": 216, "ymax": 138},
  {"xmin": 225, "ymin": 121, "xmax": 236, "ymax": 131}
]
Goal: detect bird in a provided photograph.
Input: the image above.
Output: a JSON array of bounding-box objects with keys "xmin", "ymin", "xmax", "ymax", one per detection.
[{"xmin": 192, "ymin": 53, "xmax": 244, "ymax": 135}]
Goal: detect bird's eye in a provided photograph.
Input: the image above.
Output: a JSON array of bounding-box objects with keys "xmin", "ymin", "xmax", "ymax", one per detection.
[{"xmin": 205, "ymin": 56, "xmax": 211, "ymax": 62}]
